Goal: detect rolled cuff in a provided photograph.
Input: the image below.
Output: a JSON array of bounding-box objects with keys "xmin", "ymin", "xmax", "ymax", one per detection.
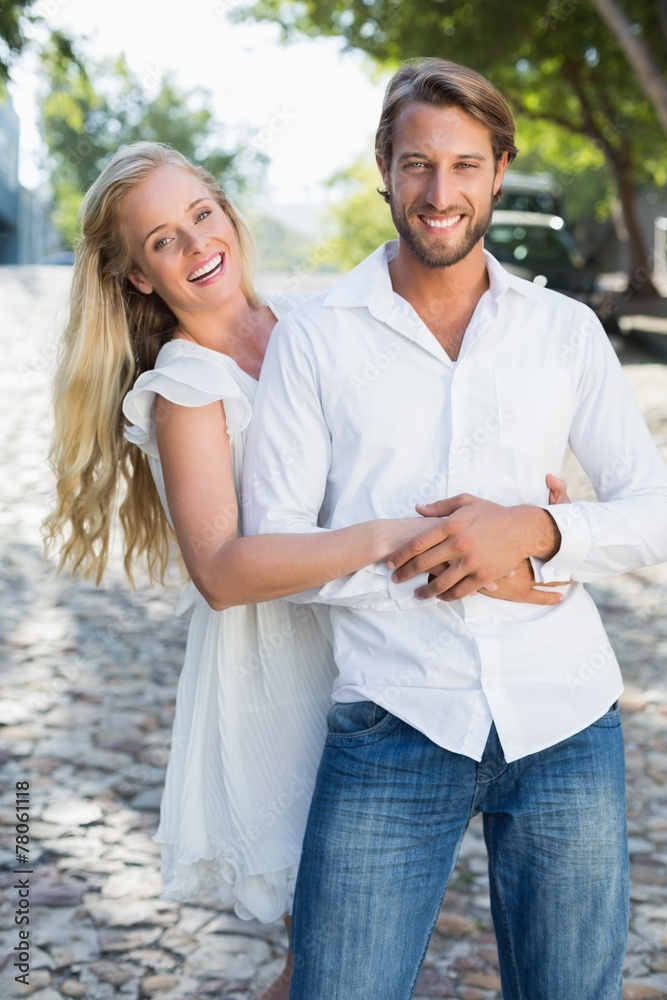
[{"xmin": 533, "ymin": 503, "xmax": 593, "ymax": 583}]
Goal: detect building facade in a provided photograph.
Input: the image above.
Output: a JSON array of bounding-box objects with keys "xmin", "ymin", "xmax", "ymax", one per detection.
[{"xmin": 0, "ymin": 96, "xmax": 63, "ymax": 264}]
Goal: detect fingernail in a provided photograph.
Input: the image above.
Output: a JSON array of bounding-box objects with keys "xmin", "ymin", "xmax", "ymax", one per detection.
[{"xmin": 387, "ymin": 560, "xmax": 395, "ymax": 570}]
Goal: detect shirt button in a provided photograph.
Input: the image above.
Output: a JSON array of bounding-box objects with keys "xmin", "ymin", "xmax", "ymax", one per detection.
[{"xmin": 551, "ymin": 567, "xmax": 563, "ymax": 577}]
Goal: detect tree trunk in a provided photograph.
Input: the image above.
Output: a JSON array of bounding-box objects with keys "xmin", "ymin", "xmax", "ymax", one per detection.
[
  {"xmin": 659, "ymin": 0, "xmax": 667, "ymax": 51},
  {"xmin": 589, "ymin": 0, "xmax": 667, "ymax": 135},
  {"xmin": 555, "ymin": 63, "xmax": 660, "ymax": 298},
  {"xmin": 607, "ymin": 149, "xmax": 658, "ymax": 297}
]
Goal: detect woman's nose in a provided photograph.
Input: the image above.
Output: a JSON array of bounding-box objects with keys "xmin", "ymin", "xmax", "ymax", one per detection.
[{"xmin": 183, "ymin": 227, "xmax": 207, "ymax": 253}]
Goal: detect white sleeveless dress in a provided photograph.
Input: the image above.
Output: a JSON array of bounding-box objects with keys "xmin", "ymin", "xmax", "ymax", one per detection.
[{"xmin": 122, "ymin": 294, "xmax": 336, "ymax": 923}]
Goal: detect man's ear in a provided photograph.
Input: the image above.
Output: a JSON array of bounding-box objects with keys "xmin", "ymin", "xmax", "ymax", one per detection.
[
  {"xmin": 126, "ymin": 269, "xmax": 154, "ymax": 295},
  {"xmin": 493, "ymin": 151, "xmax": 510, "ymax": 198},
  {"xmin": 376, "ymin": 153, "xmax": 390, "ymax": 195}
]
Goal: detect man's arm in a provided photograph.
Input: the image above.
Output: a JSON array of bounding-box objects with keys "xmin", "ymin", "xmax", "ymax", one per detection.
[
  {"xmin": 387, "ymin": 496, "xmax": 561, "ymax": 601},
  {"xmin": 389, "ymin": 314, "xmax": 667, "ymax": 599}
]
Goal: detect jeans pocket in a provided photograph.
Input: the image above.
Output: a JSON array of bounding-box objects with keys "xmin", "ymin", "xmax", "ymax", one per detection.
[
  {"xmin": 325, "ymin": 701, "xmax": 398, "ymax": 745},
  {"xmin": 591, "ymin": 701, "xmax": 621, "ymax": 728}
]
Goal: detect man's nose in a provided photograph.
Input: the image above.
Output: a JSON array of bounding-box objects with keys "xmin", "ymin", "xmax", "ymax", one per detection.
[{"xmin": 426, "ymin": 167, "xmax": 456, "ymax": 211}]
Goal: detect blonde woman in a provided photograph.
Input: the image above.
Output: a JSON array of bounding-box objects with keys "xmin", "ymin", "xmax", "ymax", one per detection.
[{"xmin": 44, "ymin": 141, "xmax": 567, "ymax": 999}]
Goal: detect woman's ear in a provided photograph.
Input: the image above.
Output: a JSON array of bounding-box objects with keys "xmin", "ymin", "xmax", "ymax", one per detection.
[{"xmin": 126, "ymin": 269, "xmax": 154, "ymax": 295}]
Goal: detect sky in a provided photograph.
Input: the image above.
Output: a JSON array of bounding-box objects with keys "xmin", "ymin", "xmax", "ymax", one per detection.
[{"xmin": 10, "ymin": 0, "xmax": 391, "ymax": 206}]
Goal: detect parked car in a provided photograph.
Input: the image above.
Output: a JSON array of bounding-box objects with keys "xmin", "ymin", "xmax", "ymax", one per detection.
[
  {"xmin": 499, "ymin": 172, "xmax": 563, "ymax": 216},
  {"xmin": 485, "ymin": 210, "xmax": 621, "ymax": 336}
]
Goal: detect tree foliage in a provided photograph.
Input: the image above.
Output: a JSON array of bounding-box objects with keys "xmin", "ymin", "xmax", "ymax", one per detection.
[
  {"xmin": 0, "ymin": 0, "xmax": 74, "ymax": 83},
  {"xmin": 0, "ymin": 0, "xmax": 35, "ymax": 79},
  {"xmin": 325, "ymin": 156, "xmax": 396, "ymax": 270},
  {"xmin": 239, "ymin": 0, "xmax": 666, "ymax": 292},
  {"xmin": 589, "ymin": 0, "xmax": 667, "ymax": 133},
  {"xmin": 40, "ymin": 44, "xmax": 266, "ymax": 245}
]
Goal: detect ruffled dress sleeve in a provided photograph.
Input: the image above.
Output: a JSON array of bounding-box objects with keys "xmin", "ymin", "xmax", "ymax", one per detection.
[{"xmin": 122, "ymin": 342, "xmax": 253, "ymax": 461}]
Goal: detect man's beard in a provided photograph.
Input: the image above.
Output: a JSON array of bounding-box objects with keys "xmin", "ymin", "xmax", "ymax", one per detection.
[{"xmin": 389, "ymin": 196, "xmax": 495, "ymax": 269}]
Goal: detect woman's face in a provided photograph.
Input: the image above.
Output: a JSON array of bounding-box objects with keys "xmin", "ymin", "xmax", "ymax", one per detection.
[{"xmin": 123, "ymin": 163, "xmax": 245, "ymax": 319}]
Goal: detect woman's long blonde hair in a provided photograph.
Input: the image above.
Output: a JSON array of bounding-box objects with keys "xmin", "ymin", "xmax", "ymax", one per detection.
[{"xmin": 43, "ymin": 141, "xmax": 259, "ymax": 585}]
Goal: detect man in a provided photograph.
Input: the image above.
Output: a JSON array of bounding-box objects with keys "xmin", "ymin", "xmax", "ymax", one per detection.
[{"xmin": 243, "ymin": 58, "xmax": 667, "ymax": 999}]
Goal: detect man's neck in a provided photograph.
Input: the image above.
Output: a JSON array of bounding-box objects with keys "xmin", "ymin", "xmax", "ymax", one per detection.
[{"xmin": 388, "ymin": 241, "xmax": 490, "ymax": 361}]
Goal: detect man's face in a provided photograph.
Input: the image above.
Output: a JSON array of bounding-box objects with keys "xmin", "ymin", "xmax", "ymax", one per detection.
[{"xmin": 377, "ymin": 102, "xmax": 508, "ymax": 269}]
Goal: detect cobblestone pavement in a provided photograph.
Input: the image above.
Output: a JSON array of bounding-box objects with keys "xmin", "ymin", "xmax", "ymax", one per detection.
[{"xmin": 1, "ymin": 267, "xmax": 666, "ymax": 1000}]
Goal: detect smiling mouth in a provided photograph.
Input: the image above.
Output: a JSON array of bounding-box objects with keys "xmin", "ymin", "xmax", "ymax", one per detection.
[
  {"xmin": 419, "ymin": 214, "xmax": 464, "ymax": 229},
  {"xmin": 188, "ymin": 253, "xmax": 224, "ymax": 282}
]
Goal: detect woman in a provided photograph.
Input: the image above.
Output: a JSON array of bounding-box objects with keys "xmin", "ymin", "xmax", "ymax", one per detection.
[{"xmin": 44, "ymin": 141, "xmax": 567, "ymax": 1000}]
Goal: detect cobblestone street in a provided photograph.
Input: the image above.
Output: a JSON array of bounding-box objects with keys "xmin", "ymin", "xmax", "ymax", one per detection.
[{"xmin": 1, "ymin": 266, "xmax": 667, "ymax": 1000}]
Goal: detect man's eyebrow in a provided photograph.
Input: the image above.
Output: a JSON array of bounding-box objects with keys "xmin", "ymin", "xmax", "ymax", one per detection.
[
  {"xmin": 397, "ymin": 151, "xmax": 429, "ymax": 162},
  {"xmin": 143, "ymin": 198, "xmax": 209, "ymax": 245},
  {"xmin": 396, "ymin": 151, "xmax": 488, "ymax": 162}
]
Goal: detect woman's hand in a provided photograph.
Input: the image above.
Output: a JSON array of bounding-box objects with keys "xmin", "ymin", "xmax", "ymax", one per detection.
[
  {"xmin": 546, "ymin": 473, "xmax": 569, "ymax": 505},
  {"xmin": 479, "ymin": 558, "xmax": 570, "ymax": 605}
]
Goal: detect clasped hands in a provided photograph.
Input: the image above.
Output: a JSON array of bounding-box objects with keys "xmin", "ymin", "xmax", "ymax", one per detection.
[{"xmin": 387, "ymin": 474, "xmax": 572, "ymax": 606}]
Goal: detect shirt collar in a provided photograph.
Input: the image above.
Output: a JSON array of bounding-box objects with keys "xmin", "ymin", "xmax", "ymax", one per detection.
[
  {"xmin": 322, "ymin": 241, "xmax": 539, "ymax": 314},
  {"xmin": 322, "ymin": 242, "xmax": 397, "ymax": 321}
]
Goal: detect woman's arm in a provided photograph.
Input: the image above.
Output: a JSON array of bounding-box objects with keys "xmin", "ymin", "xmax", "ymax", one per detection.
[{"xmin": 155, "ymin": 396, "xmax": 433, "ymax": 611}]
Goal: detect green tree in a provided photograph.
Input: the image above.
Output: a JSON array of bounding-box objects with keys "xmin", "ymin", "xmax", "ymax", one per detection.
[
  {"xmin": 325, "ymin": 156, "xmax": 396, "ymax": 270},
  {"xmin": 0, "ymin": 0, "xmax": 74, "ymax": 83},
  {"xmin": 589, "ymin": 0, "xmax": 667, "ymax": 133},
  {"xmin": 0, "ymin": 0, "xmax": 31, "ymax": 80},
  {"xmin": 240, "ymin": 0, "xmax": 666, "ymax": 295},
  {"xmin": 40, "ymin": 45, "xmax": 266, "ymax": 244},
  {"xmin": 248, "ymin": 210, "xmax": 322, "ymax": 272}
]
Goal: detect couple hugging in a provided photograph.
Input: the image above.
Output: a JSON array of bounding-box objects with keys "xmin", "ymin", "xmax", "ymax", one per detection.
[{"xmin": 45, "ymin": 57, "xmax": 667, "ymax": 999}]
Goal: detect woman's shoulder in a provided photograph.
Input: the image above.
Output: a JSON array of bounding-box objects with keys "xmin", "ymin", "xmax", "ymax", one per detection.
[
  {"xmin": 122, "ymin": 340, "xmax": 254, "ymax": 456},
  {"xmin": 131, "ymin": 339, "xmax": 252, "ymax": 402},
  {"xmin": 154, "ymin": 337, "xmax": 248, "ymax": 376}
]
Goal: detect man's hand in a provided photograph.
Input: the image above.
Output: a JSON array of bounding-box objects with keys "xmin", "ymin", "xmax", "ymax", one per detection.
[
  {"xmin": 387, "ymin": 493, "xmax": 561, "ymax": 602},
  {"xmin": 483, "ymin": 474, "xmax": 572, "ymax": 603}
]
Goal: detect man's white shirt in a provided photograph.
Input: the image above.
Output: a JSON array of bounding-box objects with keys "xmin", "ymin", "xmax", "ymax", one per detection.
[{"xmin": 243, "ymin": 243, "xmax": 667, "ymax": 762}]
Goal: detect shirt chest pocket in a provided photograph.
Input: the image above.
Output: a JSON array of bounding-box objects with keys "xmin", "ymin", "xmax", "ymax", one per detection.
[{"xmin": 495, "ymin": 369, "xmax": 572, "ymax": 457}]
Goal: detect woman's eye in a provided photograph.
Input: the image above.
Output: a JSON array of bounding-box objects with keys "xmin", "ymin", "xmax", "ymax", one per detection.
[
  {"xmin": 154, "ymin": 237, "xmax": 171, "ymax": 250},
  {"xmin": 196, "ymin": 209, "xmax": 211, "ymax": 222}
]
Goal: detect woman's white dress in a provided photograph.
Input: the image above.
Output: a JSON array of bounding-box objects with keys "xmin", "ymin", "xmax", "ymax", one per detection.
[{"xmin": 122, "ymin": 294, "xmax": 336, "ymax": 923}]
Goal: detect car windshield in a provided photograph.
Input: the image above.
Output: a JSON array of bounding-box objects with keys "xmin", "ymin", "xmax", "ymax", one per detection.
[
  {"xmin": 500, "ymin": 192, "xmax": 560, "ymax": 214},
  {"xmin": 486, "ymin": 223, "xmax": 583, "ymax": 269}
]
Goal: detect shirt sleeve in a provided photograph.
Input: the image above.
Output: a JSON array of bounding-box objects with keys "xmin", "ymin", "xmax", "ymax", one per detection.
[
  {"xmin": 535, "ymin": 315, "xmax": 667, "ymax": 584},
  {"xmin": 242, "ymin": 314, "xmax": 431, "ymax": 610}
]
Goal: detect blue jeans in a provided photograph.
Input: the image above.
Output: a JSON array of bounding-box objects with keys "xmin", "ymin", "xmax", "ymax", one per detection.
[{"xmin": 289, "ymin": 702, "xmax": 628, "ymax": 1000}]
